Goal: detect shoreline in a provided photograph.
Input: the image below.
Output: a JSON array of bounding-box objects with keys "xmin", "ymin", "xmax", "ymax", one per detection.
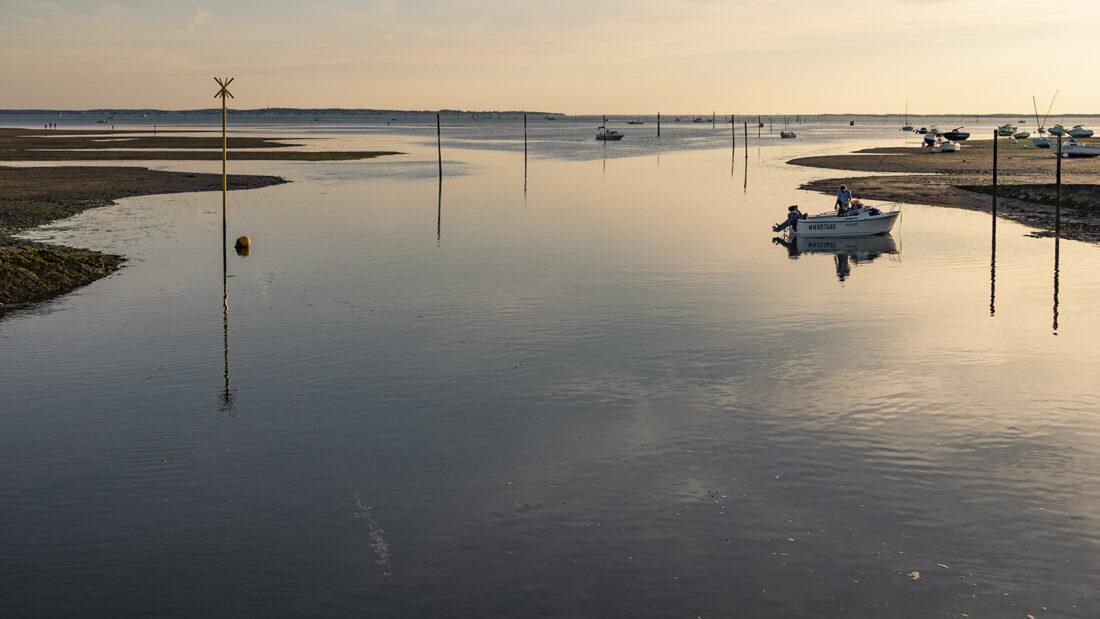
[
  {"xmin": 789, "ymin": 139, "xmax": 1100, "ymax": 242},
  {"xmin": 0, "ymin": 166, "xmax": 287, "ymax": 315},
  {"xmin": 0, "ymin": 126, "xmax": 402, "ymax": 315}
]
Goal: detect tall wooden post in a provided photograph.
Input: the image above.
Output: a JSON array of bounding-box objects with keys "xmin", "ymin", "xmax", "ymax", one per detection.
[
  {"xmin": 436, "ymin": 113, "xmax": 443, "ymax": 179},
  {"xmin": 657, "ymin": 112, "xmax": 661, "ymax": 137},
  {"xmin": 1056, "ymin": 134, "xmax": 1062, "ymax": 234},
  {"xmin": 992, "ymin": 130, "xmax": 998, "ymax": 220},
  {"xmin": 214, "ymin": 77, "xmax": 234, "ymax": 266},
  {"xmin": 731, "ymin": 115, "xmax": 736, "ymax": 151},
  {"xmin": 523, "ymin": 113, "xmax": 528, "ymax": 192}
]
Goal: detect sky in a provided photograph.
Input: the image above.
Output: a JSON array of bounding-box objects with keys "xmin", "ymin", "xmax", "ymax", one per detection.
[{"xmin": 2, "ymin": 0, "xmax": 1098, "ymax": 114}]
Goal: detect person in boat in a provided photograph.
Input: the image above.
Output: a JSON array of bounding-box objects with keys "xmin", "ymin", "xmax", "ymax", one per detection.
[
  {"xmin": 772, "ymin": 205, "xmax": 804, "ymax": 232},
  {"xmin": 835, "ymin": 185, "xmax": 853, "ymax": 214}
]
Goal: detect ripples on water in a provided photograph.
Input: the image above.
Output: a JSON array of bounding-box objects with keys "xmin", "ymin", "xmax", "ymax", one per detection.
[{"xmin": 1, "ymin": 117, "xmax": 1099, "ymax": 616}]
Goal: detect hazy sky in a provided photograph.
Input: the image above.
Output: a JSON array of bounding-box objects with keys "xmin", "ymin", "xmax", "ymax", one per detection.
[{"xmin": 2, "ymin": 0, "xmax": 1097, "ymax": 114}]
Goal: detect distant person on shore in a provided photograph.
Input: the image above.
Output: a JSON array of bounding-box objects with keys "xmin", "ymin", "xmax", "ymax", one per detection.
[{"xmin": 835, "ymin": 185, "xmax": 853, "ymax": 214}]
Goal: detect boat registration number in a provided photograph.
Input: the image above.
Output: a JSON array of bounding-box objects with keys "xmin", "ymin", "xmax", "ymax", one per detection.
[{"xmin": 808, "ymin": 223, "xmax": 836, "ymax": 230}]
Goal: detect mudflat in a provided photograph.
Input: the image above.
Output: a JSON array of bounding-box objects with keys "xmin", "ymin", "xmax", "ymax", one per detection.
[{"xmin": 789, "ymin": 139, "xmax": 1100, "ymax": 242}]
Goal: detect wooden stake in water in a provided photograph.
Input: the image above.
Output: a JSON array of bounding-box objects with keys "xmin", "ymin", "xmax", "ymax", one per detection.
[
  {"xmin": 523, "ymin": 113, "xmax": 528, "ymax": 192},
  {"xmin": 437, "ymin": 113, "xmax": 443, "ymax": 180},
  {"xmin": 1056, "ymin": 134, "xmax": 1062, "ymax": 234},
  {"xmin": 657, "ymin": 112, "xmax": 661, "ymax": 137},
  {"xmin": 731, "ymin": 114, "xmax": 736, "ymax": 151},
  {"xmin": 991, "ymin": 130, "xmax": 998, "ymax": 317},
  {"xmin": 992, "ymin": 130, "xmax": 998, "ymax": 220},
  {"xmin": 1054, "ymin": 134, "xmax": 1063, "ymax": 334},
  {"xmin": 214, "ymin": 77, "xmax": 234, "ymax": 266}
]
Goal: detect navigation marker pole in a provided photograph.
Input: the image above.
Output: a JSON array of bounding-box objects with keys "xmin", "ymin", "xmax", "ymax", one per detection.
[{"xmin": 214, "ymin": 77, "xmax": 235, "ymax": 270}]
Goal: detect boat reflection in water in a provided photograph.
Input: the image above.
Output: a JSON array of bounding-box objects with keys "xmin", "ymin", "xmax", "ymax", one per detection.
[{"xmin": 772, "ymin": 233, "xmax": 899, "ymax": 281}]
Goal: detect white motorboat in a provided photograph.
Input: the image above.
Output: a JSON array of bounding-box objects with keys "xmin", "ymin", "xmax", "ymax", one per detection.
[
  {"xmin": 1068, "ymin": 124, "xmax": 1094, "ymax": 138},
  {"xmin": 780, "ymin": 130, "xmax": 796, "ymax": 139},
  {"xmin": 1057, "ymin": 138, "xmax": 1100, "ymax": 158},
  {"xmin": 1013, "ymin": 130, "xmax": 1031, "ymax": 139},
  {"xmin": 1048, "ymin": 124, "xmax": 1068, "ymax": 136},
  {"xmin": 996, "ymin": 124, "xmax": 1017, "ymax": 136},
  {"xmin": 787, "ymin": 205, "xmax": 901, "ymax": 237},
  {"xmin": 939, "ymin": 141, "xmax": 960, "ymax": 152},
  {"xmin": 595, "ymin": 126, "xmax": 623, "ymax": 141}
]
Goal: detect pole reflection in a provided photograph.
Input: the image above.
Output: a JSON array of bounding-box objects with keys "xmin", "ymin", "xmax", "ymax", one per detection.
[{"xmin": 219, "ymin": 245, "xmax": 234, "ymax": 414}]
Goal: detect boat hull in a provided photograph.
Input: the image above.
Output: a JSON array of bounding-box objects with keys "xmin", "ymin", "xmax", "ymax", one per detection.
[{"xmin": 792, "ymin": 211, "xmax": 900, "ymax": 237}]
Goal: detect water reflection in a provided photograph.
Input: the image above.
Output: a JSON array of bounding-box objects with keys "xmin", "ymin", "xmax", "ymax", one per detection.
[
  {"xmin": 1053, "ymin": 228, "xmax": 1061, "ymax": 335},
  {"xmin": 436, "ymin": 178, "xmax": 442, "ymax": 246},
  {"xmin": 990, "ymin": 211, "xmax": 997, "ymax": 317},
  {"xmin": 772, "ymin": 234, "xmax": 899, "ymax": 281},
  {"xmin": 219, "ymin": 253, "xmax": 234, "ymax": 414}
]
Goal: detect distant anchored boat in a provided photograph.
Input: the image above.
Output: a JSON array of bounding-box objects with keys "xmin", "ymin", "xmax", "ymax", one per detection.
[
  {"xmin": 942, "ymin": 127, "xmax": 970, "ymax": 141},
  {"xmin": 1068, "ymin": 124, "xmax": 1094, "ymax": 138},
  {"xmin": 1057, "ymin": 138, "xmax": 1100, "ymax": 158},
  {"xmin": 1048, "ymin": 124, "xmax": 1068, "ymax": 136},
  {"xmin": 626, "ymin": 119, "xmax": 644, "ymax": 125},
  {"xmin": 595, "ymin": 126, "xmax": 624, "ymax": 141},
  {"xmin": 996, "ymin": 124, "xmax": 1017, "ymax": 137},
  {"xmin": 780, "ymin": 130, "xmax": 796, "ymax": 139}
]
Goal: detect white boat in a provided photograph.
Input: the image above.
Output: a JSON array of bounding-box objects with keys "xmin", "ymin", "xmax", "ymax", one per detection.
[
  {"xmin": 940, "ymin": 141, "xmax": 960, "ymax": 152},
  {"xmin": 996, "ymin": 124, "xmax": 1017, "ymax": 136},
  {"xmin": 1068, "ymin": 124, "xmax": 1093, "ymax": 138},
  {"xmin": 595, "ymin": 126, "xmax": 623, "ymax": 141},
  {"xmin": 790, "ymin": 205, "xmax": 901, "ymax": 237},
  {"xmin": 1013, "ymin": 130, "xmax": 1031, "ymax": 139},
  {"xmin": 1048, "ymin": 124, "xmax": 1068, "ymax": 136},
  {"xmin": 1057, "ymin": 138, "xmax": 1100, "ymax": 158},
  {"xmin": 780, "ymin": 130, "xmax": 796, "ymax": 139}
]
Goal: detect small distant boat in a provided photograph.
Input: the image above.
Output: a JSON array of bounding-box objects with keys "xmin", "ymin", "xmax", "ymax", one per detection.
[
  {"xmin": 901, "ymin": 100, "xmax": 913, "ymax": 132},
  {"xmin": 626, "ymin": 119, "xmax": 644, "ymax": 125},
  {"xmin": 1033, "ymin": 137, "xmax": 1053, "ymax": 148},
  {"xmin": 757, "ymin": 121, "xmax": 765, "ymax": 128},
  {"xmin": 917, "ymin": 127, "xmax": 929, "ymax": 134},
  {"xmin": 595, "ymin": 126, "xmax": 624, "ymax": 141},
  {"xmin": 544, "ymin": 116, "xmax": 557, "ymax": 121},
  {"xmin": 788, "ymin": 205, "xmax": 901, "ymax": 237},
  {"xmin": 1068, "ymin": 124, "xmax": 1093, "ymax": 138},
  {"xmin": 996, "ymin": 124, "xmax": 1017, "ymax": 136},
  {"xmin": 849, "ymin": 120, "xmax": 856, "ymax": 126},
  {"xmin": 780, "ymin": 130, "xmax": 796, "ymax": 139},
  {"xmin": 1048, "ymin": 124, "xmax": 1068, "ymax": 136},
  {"xmin": 692, "ymin": 117, "xmax": 707, "ymax": 123},
  {"xmin": 1013, "ymin": 130, "xmax": 1031, "ymax": 139},
  {"xmin": 942, "ymin": 127, "xmax": 969, "ymax": 141},
  {"xmin": 939, "ymin": 141, "xmax": 960, "ymax": 153},
  {"xmin": 1058, "ymin": 138, "xmax": 1100, "ymax": 158}
]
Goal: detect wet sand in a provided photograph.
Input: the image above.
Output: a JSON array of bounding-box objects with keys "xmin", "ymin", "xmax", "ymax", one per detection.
[
  {"xmin": 789, "ymin": 139, "xmax": 1100, "ymax": 242},
  {"xmin": 0, "ymin": 128, "xmax": 402, "ymax": 161}
]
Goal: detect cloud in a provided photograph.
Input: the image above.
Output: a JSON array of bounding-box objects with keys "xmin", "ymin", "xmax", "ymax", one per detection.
[{"xmin": 188, "ymin": 7, "xmax": 212, "ymax": 30}]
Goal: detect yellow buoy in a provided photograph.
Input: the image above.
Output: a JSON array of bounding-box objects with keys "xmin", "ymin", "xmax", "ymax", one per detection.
[{"xmin": 235, "ymin": 235, "xmax": 251, "ymax": 248}]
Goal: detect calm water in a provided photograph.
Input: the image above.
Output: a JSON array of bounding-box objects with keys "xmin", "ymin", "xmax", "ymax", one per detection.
[{"xmin": 2, "ymin": 118, "xmax": 1099, "ymax": 617}]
